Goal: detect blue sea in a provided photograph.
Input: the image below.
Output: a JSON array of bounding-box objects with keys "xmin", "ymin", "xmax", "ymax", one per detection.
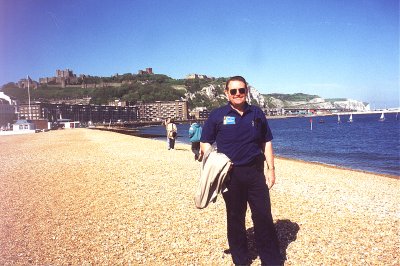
[{"xmin": 136, "ymin": 113, "xmax": 400, "ymax": 177}]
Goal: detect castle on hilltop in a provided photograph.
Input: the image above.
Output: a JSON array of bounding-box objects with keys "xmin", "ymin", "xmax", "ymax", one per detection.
[
  {"xmin": 138, "ymin": 68, "xmax": 153, "ymax": 75},
  {"xmin": 35, "ymin": 68, "xmax": 155, "ymax": 88},
  {"xmin": 17, "ymin": 77, "xmax": 39, "ymax": 89},
  {"xmin": 18, "ymin": 68, "xmax": 215, "ymax": 89},
  {"xmin": 39, "ymin": 69, "xmax": 79, "ymax": 87}
]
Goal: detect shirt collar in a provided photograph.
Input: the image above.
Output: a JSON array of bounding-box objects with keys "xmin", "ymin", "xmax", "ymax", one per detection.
[{"xmin": 224, "ymin": 102, "xmax": 252, "ymax": 115}]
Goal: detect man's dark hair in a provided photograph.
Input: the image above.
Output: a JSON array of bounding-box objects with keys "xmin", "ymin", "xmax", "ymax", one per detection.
[{"xmin": 225, "ymin": 76, "xmax": 248, "ymax": 90}]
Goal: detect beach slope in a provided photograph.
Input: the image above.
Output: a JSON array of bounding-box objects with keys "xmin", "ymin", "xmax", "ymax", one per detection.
[{"xmin": 0, "ymin": 129, "xmax": 398, "ymax": 265}]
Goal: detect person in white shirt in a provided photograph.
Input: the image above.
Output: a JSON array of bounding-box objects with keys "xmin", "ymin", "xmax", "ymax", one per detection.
[{"xmin": 165, "ymin": 118, "xmax": 177, "ymax": 150}]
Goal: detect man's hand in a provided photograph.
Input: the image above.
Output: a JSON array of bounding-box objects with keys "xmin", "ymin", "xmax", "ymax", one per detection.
[
  {"xmin": 200, "ymin": 142, "xmax": 211, "ymax": 159},
  {"xmin": 266, "ymin": 169, "xmax": 276, "ymax": 189},
  {"xmin": 263, "ymin": 141, "xmax": 275, "ymax": 189},
  {"xmin": 197, "ymin": 152, "xmax": 203, "ymax": 162}
]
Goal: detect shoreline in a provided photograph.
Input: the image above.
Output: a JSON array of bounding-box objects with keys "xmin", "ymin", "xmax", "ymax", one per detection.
[
  {"xmin": 0, "ymin": 129, "xmax": 398, "ymax": 265},
  {"xmin": 266, "ymin": 109, "xmax": 400, "ymax": 119},
  {"xmin": 275, "ymin": 156, "xmax": 399, "ymax": 180},
  {"xmin": 88, "ymin": 127, "xmax": 399, "ymax": 179}
]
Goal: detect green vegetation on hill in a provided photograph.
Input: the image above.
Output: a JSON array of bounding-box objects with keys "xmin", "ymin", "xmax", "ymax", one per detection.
[
  {"xmin": 2, "ymin": 83, "xmax": 31, "ymax": 100},
  {"xmin": 264, "ymin": 93, "xmax": 320, "ymax": 101},
  {"xmin": 73, "ymin": 73, "xmax": 174, "ymax": 85},
  {"xmin": 2, "ymin": 83, "xmax": 186, "ymax": 105},
  {"xmin": 1, "ymin": 74, "xmax": 187, "ymax": 105},
  {"xmin": 1, "ymin": 75, "xmax": 333, "ymax": 110},
  {"xmin": 0, "ymin": 74, "xmax": 231, "ymax": 109},
  {"xmin": 92, "ymin": 83, "xmax": 185, "ymax": 105}
]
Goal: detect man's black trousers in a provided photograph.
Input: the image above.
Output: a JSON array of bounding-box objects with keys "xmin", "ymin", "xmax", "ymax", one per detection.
[{"xmin": 222, "ymin": 158, "xmax": 282, "ymax": 265}]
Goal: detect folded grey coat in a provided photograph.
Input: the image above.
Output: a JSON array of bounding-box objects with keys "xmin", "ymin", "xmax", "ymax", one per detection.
[{"xmin": 194, "ymin": 147, "xmax": 232, "ymax": 209}]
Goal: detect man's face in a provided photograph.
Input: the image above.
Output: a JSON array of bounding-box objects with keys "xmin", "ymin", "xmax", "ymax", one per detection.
[{"xmin": 225, "ymin": 80, "xmax": 247, "ymax": 107}]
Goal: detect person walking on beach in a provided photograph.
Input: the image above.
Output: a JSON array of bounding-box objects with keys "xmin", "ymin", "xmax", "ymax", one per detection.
[
  {"xmin": 188, "ymin": 121, "xmax": 202, "ymax": 160},
  {"xmin": 165, "ymin": 118, "xmax": 177, "ymax": 150},
  {"xmin": 200, "ymin": 76, "xmax": 282, "ymax": 265}
]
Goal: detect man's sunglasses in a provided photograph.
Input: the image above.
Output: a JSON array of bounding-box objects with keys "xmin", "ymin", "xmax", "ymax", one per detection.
[{"xmin": 229, "ymin": 88, "xmax": 246, "ymax": 95}]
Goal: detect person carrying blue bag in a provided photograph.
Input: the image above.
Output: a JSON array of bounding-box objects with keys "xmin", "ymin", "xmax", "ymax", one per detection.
[{"xmin": 188, "ymin": 122, "xmax": 202, "ymax": 160}]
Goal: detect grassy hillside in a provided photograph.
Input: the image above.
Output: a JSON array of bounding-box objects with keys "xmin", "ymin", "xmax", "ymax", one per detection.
[
  {"xmin": 264, "ymin": 93, "xmax": 320, "ymax": 101},
  {"xmin": 2, "ymin": 76, "xmax": 337, "ymax": 110},
  {"xmin": 1, "ymin": 75, "xmax": 228, "ymax": 109}
]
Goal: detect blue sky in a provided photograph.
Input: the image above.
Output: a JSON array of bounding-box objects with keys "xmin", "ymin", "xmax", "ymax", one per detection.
[{"xmin": 0, "ymin": 0, "xmax": 398, "ymax": 108}]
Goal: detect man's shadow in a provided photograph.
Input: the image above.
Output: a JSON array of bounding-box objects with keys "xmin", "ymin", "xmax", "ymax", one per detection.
[
  {"xmin": 248, "ymin": 219, "xmax": 300, "ymax": 263},
  {"xmin": 224, "ymin": 219, "xmax": 300, "ymax": 264}
]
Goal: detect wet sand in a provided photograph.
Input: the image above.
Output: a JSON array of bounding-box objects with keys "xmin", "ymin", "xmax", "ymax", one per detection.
[{"xmin": 0, "ymin": 129, "xmax": 398, "ymax": 265}]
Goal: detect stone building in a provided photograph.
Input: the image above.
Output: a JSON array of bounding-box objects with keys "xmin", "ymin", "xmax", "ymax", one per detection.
[
  {"xmin": 138, "ymin": 68, "xmax": 153, "ymax": 75},
  {"xmin": 189, "ymin": 107, "xmax": 210, "ymax": 120},
  {"xmin": 18, "ymin": 78, "xmax": 38, "ymax": 89},
  {"xmin": 39, "ymin": 69, "xmax": 78, "ymax": 87},
  {"xmin": 18, "ymin": 103, "xmax": 140, "ymax": 124},
  {"xmin": 16, "ymin": 99, "xmax": 188, "ymax": 124},
  {"xmin": 137, "ymin": 100, "xmax": 189, "ymax": 121}
]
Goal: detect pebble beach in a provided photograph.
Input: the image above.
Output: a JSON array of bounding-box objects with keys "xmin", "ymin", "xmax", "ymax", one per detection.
[{"xmin": 0, "ymin": 129, "xmax": 398, "ymax": 265}]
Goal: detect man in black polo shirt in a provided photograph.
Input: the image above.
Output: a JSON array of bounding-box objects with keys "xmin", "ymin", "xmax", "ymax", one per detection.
[{"xmin": 200, "ymin": 76, "xmax": 282, "ymax": 265}]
